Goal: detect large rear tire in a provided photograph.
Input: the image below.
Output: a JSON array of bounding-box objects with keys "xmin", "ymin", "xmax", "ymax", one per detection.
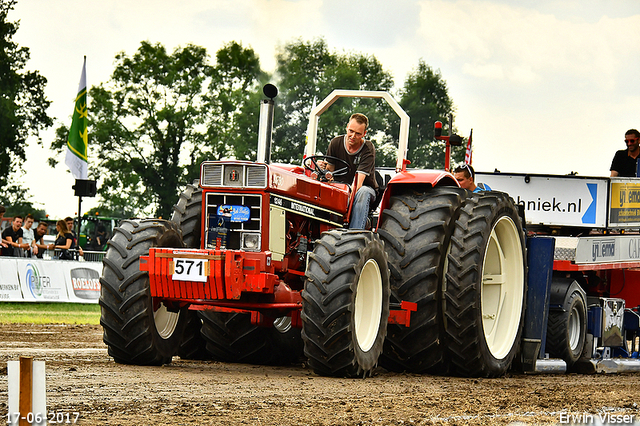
[
  {"xmin": 100, "ymin": 219, "xmax": 188, "ymax": 365},
  {"xmin": 444, "ymin": 192, "xmax": 527, "ymax": 377},
  {"xmin": 170, "ymin": 183, "xmax": 210, "ymax": 360},
  {"xmin": 546, "ymin": 290, "xmax": 586, "ymax": 367},
  {"xmin": 177, "ymin": 312, "xmax": 210, "ymax": 360},
  {"xmin": 302, "ymin": 230, "xmax": 390, "ymax": 378},
  {"xmin": 171, "ymin": 182, "xmax": 202, "ymax": 248},
  {"xmin": 377, "ymin": 187, "xmax": 466, "ymax": 373},
  {"xmin": 199, "ymin": 311, "xmax": 303, "ymax": 365}
]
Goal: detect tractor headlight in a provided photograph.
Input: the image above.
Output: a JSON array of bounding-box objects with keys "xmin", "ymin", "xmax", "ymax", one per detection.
[{"xmin": 242, "ymin": 233, "xmax": 261, "ymax": 251}]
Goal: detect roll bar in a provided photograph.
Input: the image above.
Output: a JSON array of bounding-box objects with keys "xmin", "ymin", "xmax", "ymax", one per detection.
[{"xmin": 304, "ymin": 90, "xmax": 410, "ymax": 172}]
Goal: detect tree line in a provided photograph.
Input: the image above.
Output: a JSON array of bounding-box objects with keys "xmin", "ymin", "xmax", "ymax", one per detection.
[
  {"xmin": 0, "ymin": 0, "xmax": 51, "ymax": 217},
  {"xmin": 1, "ymin": 1, "xmax": 463, "ymax": 218}
]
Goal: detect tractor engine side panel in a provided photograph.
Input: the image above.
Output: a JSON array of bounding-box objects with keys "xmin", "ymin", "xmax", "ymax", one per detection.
[{"xmin": 268, "ymin": 164, "xmax": 350, "ymax": 214}]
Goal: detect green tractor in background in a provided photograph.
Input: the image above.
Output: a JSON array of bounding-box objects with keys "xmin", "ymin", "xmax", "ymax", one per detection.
[{"xmin": 78, "ymin": 215, "xmax": 119, "ymax": 251}]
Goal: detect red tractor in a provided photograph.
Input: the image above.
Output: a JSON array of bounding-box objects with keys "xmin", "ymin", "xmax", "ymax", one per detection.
[{"xmin": 99, "ymin": 85, "xmax": 527, "ymax": 378}]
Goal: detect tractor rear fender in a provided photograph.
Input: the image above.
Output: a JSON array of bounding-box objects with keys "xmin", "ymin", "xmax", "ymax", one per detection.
[
  {"xmin": 376, "ymin": 170, "xmax": 459, "ymax": 224},
  {"xmin": 549, "ymin": 276, "xmax": 587, "ymax": 311}
]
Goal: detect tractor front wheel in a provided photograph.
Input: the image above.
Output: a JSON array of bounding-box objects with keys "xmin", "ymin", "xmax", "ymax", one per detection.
[{"xmin": 302, "ymin": 230, "xmax": 390, "ymax": 378}]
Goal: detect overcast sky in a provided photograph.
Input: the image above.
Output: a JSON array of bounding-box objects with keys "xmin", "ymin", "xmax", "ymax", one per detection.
[{"xmin": 8, "ymin": 0, "xmax": 640, "ymax": 218}]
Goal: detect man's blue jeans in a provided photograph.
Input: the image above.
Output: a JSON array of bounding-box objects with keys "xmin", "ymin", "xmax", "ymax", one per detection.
[{"xmin": 350, "ymin": 185, "xmax": 376, "ymax": 229}]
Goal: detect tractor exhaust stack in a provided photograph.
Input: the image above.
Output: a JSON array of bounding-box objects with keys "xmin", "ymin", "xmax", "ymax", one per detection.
[{"xmin": 257, "ymin": 84, "xmax": 278, "ymax": 164}]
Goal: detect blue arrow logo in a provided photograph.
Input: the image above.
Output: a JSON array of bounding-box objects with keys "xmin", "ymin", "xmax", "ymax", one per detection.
[{"xmin": 582, "ymin": 183, "xmax": 597, "ymax": 224}]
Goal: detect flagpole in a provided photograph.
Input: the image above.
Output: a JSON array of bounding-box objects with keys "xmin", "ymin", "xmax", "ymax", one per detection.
[
  {"xmin": 465, "ymin": 129, "xmax": 473, "ymax": 165},
  {"xmin": 78, "ymin": 56, "xmax": 84, "ymax": 252},
  {"xmin": 78, "ymin": 56, "xmax": 85, "ymax": 257},
  {"xmin": 77, "ymin": 196, "xmax": 82, "ymax": 256}
]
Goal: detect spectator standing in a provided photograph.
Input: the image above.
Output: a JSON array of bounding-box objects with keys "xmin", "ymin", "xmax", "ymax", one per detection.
[
  {"xmin": 610, "ymin": 129, "xmax": 640, "ymax": 177},
  {"xmin": 51, "ymin": 219, "xmax": 74, "ymax": 260},
  {"xmin": 0, "ymin": 205, "xmax": 6, "ymax": 251},
  {"xmin": 65, "ymin": 217, "xmax": 78, "ymax": 243},
  {"xmin": 2, "ymin": 215, "xmax": 27, "ymax": 257},
  {"xmin": 65, "ymin": 216, "xmax": 83, "ymax": 257},
  {"xmin": 33, "ymin": 221, "xmax": 48, "ymax": 258},
  {"xmin": 21, "ymin": 214, "xmax": 37, "ymax": 257}
]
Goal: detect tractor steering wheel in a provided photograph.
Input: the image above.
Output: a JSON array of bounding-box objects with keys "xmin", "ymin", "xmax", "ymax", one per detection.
[{"xmin": 303, "ymin": 155, "xmax": 351, "ymax": 182}]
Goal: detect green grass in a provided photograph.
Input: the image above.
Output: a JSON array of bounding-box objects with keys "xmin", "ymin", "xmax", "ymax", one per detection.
[{"xmin": 0, "ymin": 302, "xmax": 101, "ymax": 325}]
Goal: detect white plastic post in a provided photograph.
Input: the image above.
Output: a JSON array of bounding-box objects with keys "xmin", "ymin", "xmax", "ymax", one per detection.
[{"xmin": 7, "ymin": 358, "xmax": 46, "ymax": 425}]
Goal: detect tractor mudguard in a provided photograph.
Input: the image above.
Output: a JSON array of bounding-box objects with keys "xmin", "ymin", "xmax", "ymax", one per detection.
[
  {"xmin": 549, "ymin": 276, "xmax": 587, "ymax": 311},
  {"xmin": 376, "ymin": 170, "xmax": 459, "ymax": 224}
]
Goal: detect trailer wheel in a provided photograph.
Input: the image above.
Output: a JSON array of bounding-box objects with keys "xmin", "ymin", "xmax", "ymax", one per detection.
[
  {"xmin": 377, "ymin": 187, "xmax": 466, "ymax": 373},
  {"xmin": 546, "ymin": 291, "xmax": 586, "ymax": 367},
  {"xmin": 100, "ymin": 219, "xmax": 188, "ymax": 365},
  {"xmin": 199, "ymin": 311, "xmax": 303, "ymax": 365},
  {"xmin": 444, "ymin": 192, "xmax": 527, "ymax": 377},
  {"xmin": 302, "ymin": 230, "xmax": 390, "ymax": 378}
]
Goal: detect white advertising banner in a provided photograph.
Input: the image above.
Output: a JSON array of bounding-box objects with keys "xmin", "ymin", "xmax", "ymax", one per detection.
[
  {"xmin": 17, "ymin": 258, "xmax": 71, "ymax": 302},
  {"xmin": 0, "ymin": 260, "xmax": 22, "ymax": 301},
  {"xmin": 476, "ymin": 172, "xmax": 609, "ymax": 228},
  {"xmin": 0, "ymin": 258, "xmax": 101, "ymax": 303},
  {"xmin": 574, "ymin": 235, "xmax": 640, "ymax": 264},
  {"xmin": 62, "ymin": 262, "xmax": 102, "ymax": 302}
]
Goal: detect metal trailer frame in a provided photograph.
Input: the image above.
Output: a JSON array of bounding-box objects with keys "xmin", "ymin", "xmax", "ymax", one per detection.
[{"xmin": 481, "ymin": 172, "xmax": 640, "ymax": 373}]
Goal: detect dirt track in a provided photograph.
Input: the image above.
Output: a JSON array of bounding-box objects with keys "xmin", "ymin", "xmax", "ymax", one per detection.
[{"xmin": 1, "ymin": 323, "xmax": 640, "ymax": 425}]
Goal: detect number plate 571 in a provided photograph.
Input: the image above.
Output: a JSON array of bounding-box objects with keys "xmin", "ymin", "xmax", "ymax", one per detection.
[{"xmin": 172, "ymin": 258, "xmax": 208, "ymax": 282}]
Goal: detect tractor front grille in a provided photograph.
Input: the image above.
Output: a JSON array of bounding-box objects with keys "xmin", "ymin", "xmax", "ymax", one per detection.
[
  {"xmin": 204, "ymin": 193, "xmax": 262, "ymax": 250},
  {"xmin": 201, "ymin": 162, "xmax": 267, "ymax": 189}
]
